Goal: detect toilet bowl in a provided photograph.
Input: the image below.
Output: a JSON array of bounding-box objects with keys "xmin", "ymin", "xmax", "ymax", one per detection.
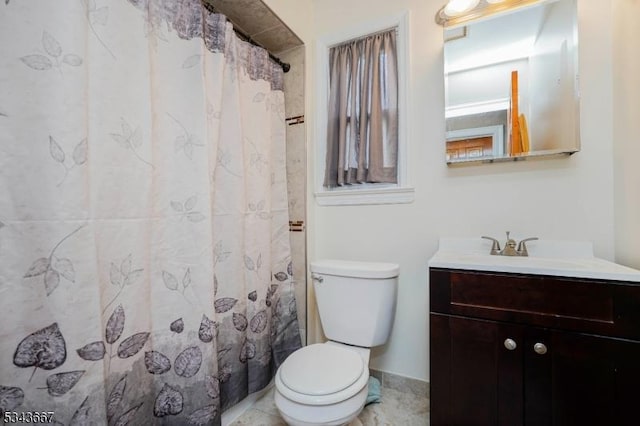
[
  {"xmin": 275, "ymin": 342, "xmax": 370, "ymax": 426},
  {"xmin": 274, "ymin": 259, "xmax": 399, "ymax": 426}
]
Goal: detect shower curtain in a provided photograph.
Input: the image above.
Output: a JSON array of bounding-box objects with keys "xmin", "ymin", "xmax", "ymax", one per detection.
[{"xmin": 0, "ymin": 0, "xmax": 301, "ymax": 424}]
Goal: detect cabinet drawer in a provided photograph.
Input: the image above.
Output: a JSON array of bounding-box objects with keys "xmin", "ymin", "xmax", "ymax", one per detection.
[{"xmin": 430, "ymin": 268, "xmax": 640, "ymax": 340}]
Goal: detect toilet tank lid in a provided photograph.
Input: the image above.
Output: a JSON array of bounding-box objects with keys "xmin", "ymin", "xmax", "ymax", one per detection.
[{"xmin": 311, "ymin": 259, "xmax": 399, "ymax": 279}]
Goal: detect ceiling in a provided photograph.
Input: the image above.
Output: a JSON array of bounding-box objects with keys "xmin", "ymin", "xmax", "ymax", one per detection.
[{"xmin": 203, "ymin": 0, "xmax": 303, "ymax": 54}]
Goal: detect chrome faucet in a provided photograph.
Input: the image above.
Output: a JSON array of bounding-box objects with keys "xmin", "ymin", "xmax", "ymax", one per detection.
[{"xmin": 482, "ymin": 232, "xmax": 538, "ymax": 257}]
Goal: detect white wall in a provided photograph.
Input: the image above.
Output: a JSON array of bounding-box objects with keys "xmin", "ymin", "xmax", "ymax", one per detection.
[
  {"xmin": 266, "ymin": 0, "xmax": 627, "ymax": 382},
  {"xmin": 309, "ymin": 0, "xmax": 616, "ymax": 382},
  {"xmin": 612, "ymin": 0, "xmax": 640, "ymax": 270}
]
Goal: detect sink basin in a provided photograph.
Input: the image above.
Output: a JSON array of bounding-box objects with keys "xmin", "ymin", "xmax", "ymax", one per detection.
[{"xmin": 429, "ymin": 238, "xmax": 640, "ymax": 282}]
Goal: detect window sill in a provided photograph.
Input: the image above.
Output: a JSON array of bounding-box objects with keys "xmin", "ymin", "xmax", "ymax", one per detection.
[{"xmin": 314, "ymin": 186, "xmax": 415, "ymax": 206}]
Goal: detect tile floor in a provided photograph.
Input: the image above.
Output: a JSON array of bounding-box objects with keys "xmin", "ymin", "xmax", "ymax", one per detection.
[{"xmin": 230, "ymin": 385, "xmax": 430, "ymax": 425}]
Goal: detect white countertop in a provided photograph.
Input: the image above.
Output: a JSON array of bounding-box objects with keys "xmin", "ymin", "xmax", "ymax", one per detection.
[{"xmin": 428, "ymin": 238, "xmax": 640, "ymax": 282}]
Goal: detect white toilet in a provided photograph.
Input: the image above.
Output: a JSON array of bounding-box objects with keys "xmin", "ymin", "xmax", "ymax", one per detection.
[{"xmin": 275, "ymin": 259, "xmax": 399, "ymax": 426}]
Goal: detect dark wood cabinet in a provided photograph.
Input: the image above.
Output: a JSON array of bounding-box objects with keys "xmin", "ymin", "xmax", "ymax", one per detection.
[{"xmin": 430, "ymin": 268, "xmax": 640, "ymax": 426}]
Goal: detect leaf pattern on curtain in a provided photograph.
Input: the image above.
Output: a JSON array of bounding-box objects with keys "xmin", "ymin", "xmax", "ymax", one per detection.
[
  {"xmin": 22, "ymin": 225, "xmax": 86, "ymax": 296},
  {"xmin": 13, "ymin": 323, "xmax": 67, "ymax": 377},
  {"xmin": 81, "ymin": 0, "xmax": 117, "ymax": 59},
  {"xmin": 47, "ymin": 136, "xmax": 88, "ymax": 186},
  {"xmin": 168, "ymin": 112, "xmax": 204, "ymax": 160},
  {"xmin": 110, "ymin": 118, "xmax": 154, "ymax": 168},
  {"xmin": 20, "ymin": 31, "xmax": 83, "ymax": 71},
  {"xmin": 0, "ymin": 0, "xmax": 300, "ymax": 424}
]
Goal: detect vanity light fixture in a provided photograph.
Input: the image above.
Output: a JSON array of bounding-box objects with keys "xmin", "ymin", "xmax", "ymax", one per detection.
[
  {"xmin": 436, "ymin": 0, "xmax": 545, "ymax": 27},
  {"xmin": 444, "ymin": 0, "xmax": 481, "ymax": 16}
]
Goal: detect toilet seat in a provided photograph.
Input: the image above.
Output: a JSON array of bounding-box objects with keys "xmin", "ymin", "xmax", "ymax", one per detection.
[
  {"xmin": 276, "ymin": 343, "xmax": 370, "ymax": 406},
  {"xmin": 281, "ymin": 343, "xmax": 364, "ymax": 395}
]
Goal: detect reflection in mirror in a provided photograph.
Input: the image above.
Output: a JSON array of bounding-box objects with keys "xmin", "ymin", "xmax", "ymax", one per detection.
[{"xmin": 441, "ymin": 0, "xmax": 580, "ymax": 164}]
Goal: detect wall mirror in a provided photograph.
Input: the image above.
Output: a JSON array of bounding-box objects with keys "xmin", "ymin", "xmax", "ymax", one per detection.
[{"xmin": 440, "ymin": 0, "xmax": 580, "ymax": 165}]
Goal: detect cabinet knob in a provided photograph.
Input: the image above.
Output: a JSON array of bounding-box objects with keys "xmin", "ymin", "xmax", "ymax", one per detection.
[
  {"xmin": 504, "ymin": 338, "xmax": 517, "ymax": 351},
  {"xmin": 534, "ymin": 343, "xmax": 548, "ymax": 355}
]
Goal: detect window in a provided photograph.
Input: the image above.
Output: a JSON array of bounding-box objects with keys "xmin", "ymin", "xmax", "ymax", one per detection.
[
  {"xmin": 315, "ymin": 13, "xmax": 413, "ymax": 206},
  {"xmin": 325, "ymin": 28, "xmax": 398, "ymax": 187}
]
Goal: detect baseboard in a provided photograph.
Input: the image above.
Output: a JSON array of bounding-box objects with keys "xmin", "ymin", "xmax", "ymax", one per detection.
[{"xmin": 369, "ymin": 369, "xmax": 429, "ymax": 398}]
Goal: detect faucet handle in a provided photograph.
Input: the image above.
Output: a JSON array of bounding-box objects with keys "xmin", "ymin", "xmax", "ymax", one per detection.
[
  {"xmin": 481, "ymin": 236, "xmax": 501, "ymax": 255},
  {"xmin": 516, "ymin": 237, "xmax": 539, "ymax": 257}
]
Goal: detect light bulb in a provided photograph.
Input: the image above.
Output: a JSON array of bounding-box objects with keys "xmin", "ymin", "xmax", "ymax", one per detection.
[{"xmin": 444, "ymin": 0, "xmax": 481, "ymax": 16}]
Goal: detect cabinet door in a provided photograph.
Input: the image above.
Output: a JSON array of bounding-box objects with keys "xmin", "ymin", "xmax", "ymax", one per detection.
[
  {"xmin": 524, "ymin": 330, "xmax": 640, "ymax": 426},
  {"xmin": 431, "ymin": 314, "xmax": 524, "ymax": 426}
]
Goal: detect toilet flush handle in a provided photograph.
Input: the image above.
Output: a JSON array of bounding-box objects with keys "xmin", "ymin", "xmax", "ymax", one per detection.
[{"xmin": 311, "ymin": 274, "xmax": 323, "ymax": 283}]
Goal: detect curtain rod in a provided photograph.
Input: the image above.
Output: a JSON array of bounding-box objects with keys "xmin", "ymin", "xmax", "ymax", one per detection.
[
  {"xmin": 202, "ymin": 3, "xmax": 290, "ymax": 73},
  {"xmin": 330, "ymin": 26, "xmax": 398, "ymax": 49}
]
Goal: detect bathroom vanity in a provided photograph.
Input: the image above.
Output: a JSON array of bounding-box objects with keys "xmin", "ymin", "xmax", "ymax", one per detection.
[{"xmin": 428, "ymin": 239, "xmax": 640, "ymax": 426}]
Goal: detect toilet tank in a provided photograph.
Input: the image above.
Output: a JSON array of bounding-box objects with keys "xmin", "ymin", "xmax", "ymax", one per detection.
[{"xmin": 310, "ymin": 259, "xmax": 399, "ymax": 348}]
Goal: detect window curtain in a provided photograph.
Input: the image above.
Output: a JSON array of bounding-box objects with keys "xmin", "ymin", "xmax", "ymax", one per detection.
[
  {"xmin": 0, "ymin": 0, "xmax": 301, "ymax": 424},
  {"xmin": 324, "ymin": 29, "xmax": 399, "ymax": 188}
]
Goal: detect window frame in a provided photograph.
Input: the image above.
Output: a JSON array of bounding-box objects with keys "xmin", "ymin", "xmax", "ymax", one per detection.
[{"xmin": 314, "ymin": 12, "xmax": 413, "ymax": 206}]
